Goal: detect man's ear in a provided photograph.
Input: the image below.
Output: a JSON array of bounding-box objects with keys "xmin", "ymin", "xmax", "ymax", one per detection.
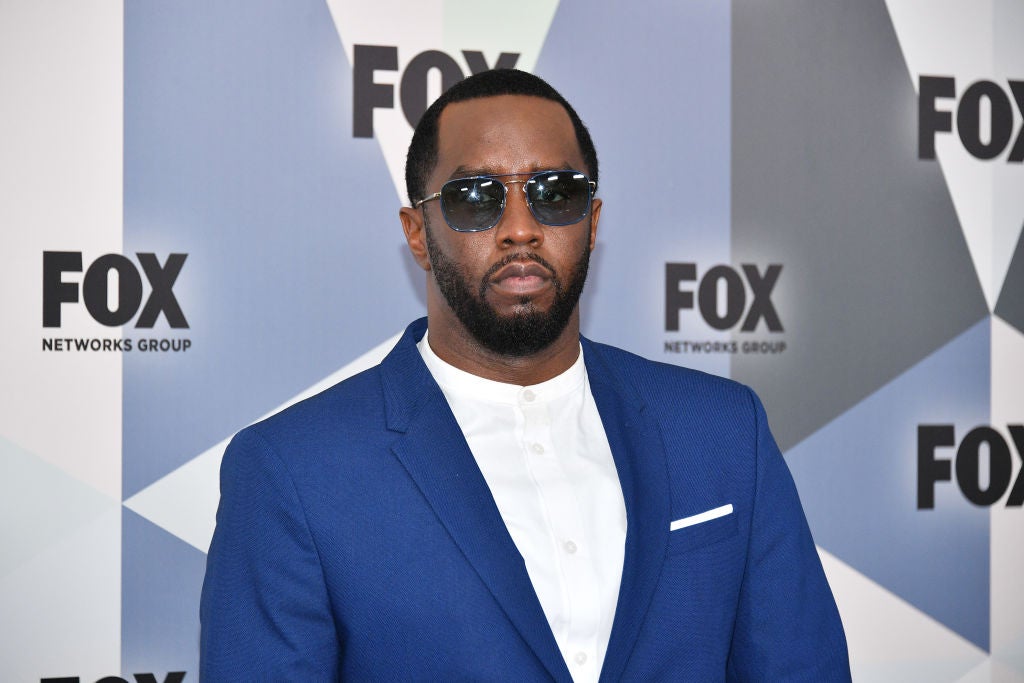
[
  {"xmin": 588, "ymin": 198, "xmax": 602, "ymax": 251},
  {"xmin": 400, "ymin": 207, "xmax": 431, "ymax": 271}
]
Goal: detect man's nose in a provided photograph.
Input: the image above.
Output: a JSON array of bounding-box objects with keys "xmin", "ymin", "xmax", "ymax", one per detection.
[{"xmin": 494, "ymin": 184, "xmax": 544, "ymax": 247}]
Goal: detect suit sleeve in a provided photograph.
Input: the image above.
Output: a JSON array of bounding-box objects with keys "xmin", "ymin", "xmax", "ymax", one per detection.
[
  {"xmin": 200, "ymin": 427, "xmax": 340, "ymax": 681},
  {"xmin": 726, "ymin": 389, "xmax": 852, "ymax": 682}
]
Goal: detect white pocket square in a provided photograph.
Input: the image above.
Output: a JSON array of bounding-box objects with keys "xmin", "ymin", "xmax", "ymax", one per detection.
[{"xmin": 670, "ymin": 503, "xmax": 734, "ymax": 531}]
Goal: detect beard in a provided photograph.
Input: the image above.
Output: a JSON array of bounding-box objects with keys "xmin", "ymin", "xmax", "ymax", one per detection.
[{"xmin": 424, "ymin": 218, "xmax": 591, "ymax": 357}]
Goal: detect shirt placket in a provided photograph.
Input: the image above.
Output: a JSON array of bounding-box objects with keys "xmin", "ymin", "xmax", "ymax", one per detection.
[{"xmin": 518, "ymin": 387, "xmax": 602, "ymax": 682}]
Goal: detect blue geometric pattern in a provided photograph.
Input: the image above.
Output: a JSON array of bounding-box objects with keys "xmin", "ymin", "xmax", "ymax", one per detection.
[
  {"xmin": 539, "ymin": 0, "xmax": 733, "ymax": 377},
  {"xmin": 122, "ymin": 0, "xmax": 423, "ymax": 499},
  {"xmin": 122, "ymin": 509, "xmax": 207, "ymax": 676},
  {"xmin": 787, "ymin": 319, "xmax": 991, "ymax": 650}
]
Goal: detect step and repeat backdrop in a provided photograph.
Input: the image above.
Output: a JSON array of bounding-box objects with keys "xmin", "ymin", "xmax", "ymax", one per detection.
[{"xmin": 2, "ymin": 0, "xmax": 1022, "ymax": 681}]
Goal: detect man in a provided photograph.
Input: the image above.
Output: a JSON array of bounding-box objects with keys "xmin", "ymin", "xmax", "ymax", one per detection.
[{"xmin": 201, "ymin": 69, "xmax": 850, "ymax": 681}]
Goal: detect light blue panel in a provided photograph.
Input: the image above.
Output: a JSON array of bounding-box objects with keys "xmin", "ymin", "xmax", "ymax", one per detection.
[
  {"xmin": 0, "ymin": 436, "xmax": 113, "ymax": 578},
  {"xmin": 123, "ymin": 0, "xmax": 424, "ymax": 497},
  {"xmin": 786, "ymin": 318, "xmax": 991, "ymax": 650},
  {"xmin": 122, "ymin": 508, "xmax": 207, "ymax": 677},
  {"xmin": 536, "ymin": 1, "xmax": 732, "ymax": 376}
]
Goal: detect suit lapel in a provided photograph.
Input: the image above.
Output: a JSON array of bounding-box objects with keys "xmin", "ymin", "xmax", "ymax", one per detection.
[
  {"xmin": 583, "ymin": 340, "xmax": 671, "ymax": 683},
  {"xmin": 380, "ymin": 321, "xmax": 571, "ymax": 682}
]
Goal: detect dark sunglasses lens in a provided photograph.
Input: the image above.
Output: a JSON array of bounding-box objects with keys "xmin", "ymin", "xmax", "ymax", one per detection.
[
  {"xmin": 440, "ymin": 177, "xmax": 506, "ymax": 231},
  {"xmin": 525, "ymin": 171, "xmax": 591, "ymax": 225}
]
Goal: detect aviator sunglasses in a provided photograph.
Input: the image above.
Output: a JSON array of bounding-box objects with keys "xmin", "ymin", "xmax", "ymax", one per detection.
[{"xmin": 414, "ymin": 169, "xmax": 597, "ymax": 232}]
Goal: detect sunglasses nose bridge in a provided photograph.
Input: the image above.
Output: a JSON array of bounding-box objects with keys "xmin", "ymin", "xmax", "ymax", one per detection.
[
  {"xmin": 492, "ymin": 178, "xmax": 544, "ymax": 243},
  {"xmin": 501, "ymin": 178, "xmax": 535, "ymax": 215}
]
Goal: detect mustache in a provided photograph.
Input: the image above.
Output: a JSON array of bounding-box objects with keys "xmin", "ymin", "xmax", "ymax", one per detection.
[{"xmin": 482, "ymin": 252, "xmax": 557, "ymax": 283}]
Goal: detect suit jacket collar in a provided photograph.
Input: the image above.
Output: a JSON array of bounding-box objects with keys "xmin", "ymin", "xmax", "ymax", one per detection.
[{"xmin": 379, "ymin": 319, "xmax": 670, "ymax": 682}]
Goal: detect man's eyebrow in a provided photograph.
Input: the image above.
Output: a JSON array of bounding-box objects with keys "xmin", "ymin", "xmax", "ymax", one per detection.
[
  {"xmin": 446, "ymin": 166, "xmax": 495, "ymax": 179},
  {"xmin": 446, "ymin": 162, "xmax": 575, "ymax": 180}
]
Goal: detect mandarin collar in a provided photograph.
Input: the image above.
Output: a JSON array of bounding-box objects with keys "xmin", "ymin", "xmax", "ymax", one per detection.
[{"xmin": 417, "ymin": 330, "xmax": 586, "ymax": 406}]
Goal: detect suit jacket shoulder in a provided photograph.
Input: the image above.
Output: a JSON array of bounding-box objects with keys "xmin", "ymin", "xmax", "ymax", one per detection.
[
  {"xmin": 581, "ymin": 337, "xmax": 764, "ymax": 493},
  {"xmin": 583, "ymin": 336, "xmax": 756, "ymax": 415}
]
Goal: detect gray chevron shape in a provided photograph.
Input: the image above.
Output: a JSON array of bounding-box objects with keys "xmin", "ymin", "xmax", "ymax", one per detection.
[
  {"xmin": 995, "ymin": 224, "xmax": 1024, "ymax": 336},
  {"xmin": 731, "ymin": 0, "xmax": 989, "ymax": 452}
]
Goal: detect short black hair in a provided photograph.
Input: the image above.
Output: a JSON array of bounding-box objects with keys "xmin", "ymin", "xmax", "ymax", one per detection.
[{"xmin": 404, "ymin": 69, "xmax": 599, "ymax": 205}]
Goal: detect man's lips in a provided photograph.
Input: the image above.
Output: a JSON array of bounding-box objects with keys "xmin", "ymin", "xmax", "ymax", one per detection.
[{"xmin": 487, "ymin": 261, "xmax": 553, "ymax": 296}]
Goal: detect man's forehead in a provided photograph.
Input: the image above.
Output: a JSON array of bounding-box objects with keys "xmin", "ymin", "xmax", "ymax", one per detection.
[{"xmin": 433, "ymin": 94, "xmax": 582, "ymax": 177}]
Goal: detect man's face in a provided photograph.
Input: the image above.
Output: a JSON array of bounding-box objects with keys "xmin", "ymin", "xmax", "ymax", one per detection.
[{"xmin": 405, "ymin": 94, "xmax": 601, "ymax": 357}]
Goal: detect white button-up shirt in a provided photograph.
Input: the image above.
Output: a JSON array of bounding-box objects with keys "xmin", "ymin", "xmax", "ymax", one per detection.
[{"xmin": 418, "ymin": 334, "xmax": 627, "ymax": 682}]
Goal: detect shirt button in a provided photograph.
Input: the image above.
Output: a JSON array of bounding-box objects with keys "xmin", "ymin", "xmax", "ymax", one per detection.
[
  {"xmin": 574, "ymin": 652, "xmax": 587, "ymax": 665},
  {"xmin": 564, "ymin": 540, "xmax": 578, "ymax": 554},
  {"xmin": 531, "ymin": 443, "xmax": 545, "ymax": 454},
  {"xmin": 522, "ymin": 389, "xmax": 536, "ymax": 402}
]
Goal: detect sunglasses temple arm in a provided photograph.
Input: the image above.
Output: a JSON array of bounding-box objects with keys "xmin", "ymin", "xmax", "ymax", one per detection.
[{"xmin": 413, "ymin": 193, "xmax": 441, "ymax": 209}]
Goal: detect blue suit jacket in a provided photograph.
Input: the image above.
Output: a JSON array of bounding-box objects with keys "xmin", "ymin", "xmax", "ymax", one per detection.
[{"xmin": 200, "ymin": 318, "xmax": 850, "ymax": 681}]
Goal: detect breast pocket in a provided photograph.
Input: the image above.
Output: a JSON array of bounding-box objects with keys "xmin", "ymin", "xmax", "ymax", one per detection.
[{"xmin": 667, "ymin": 507, "xmax": 738, "ymax": 556}]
